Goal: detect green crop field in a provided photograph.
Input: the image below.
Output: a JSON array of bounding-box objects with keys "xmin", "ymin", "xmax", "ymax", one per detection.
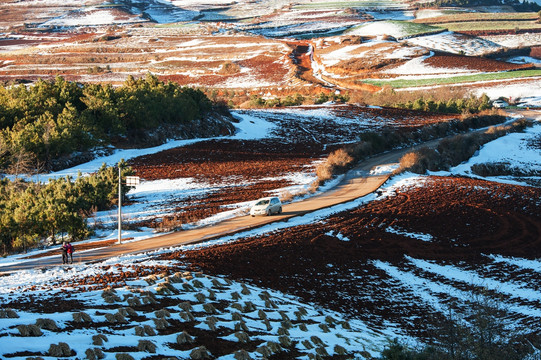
[
  {"xmin": 415, "ymin": 12, "xmax": 539, "ymax": 24},
  {"xmin": 363, "ymin": 69, "xmax": 541, "ymax": 88},
  {"xmin": 388, "ymin": 20, "xmax": 443, "ymax": 36},
  {"xmin": 293, "ymin": 0, "xmax": 402, "ymax": 9},
  {"xmin": 443, "ymin": 20, "xmax": 541, "ymax": 32}
]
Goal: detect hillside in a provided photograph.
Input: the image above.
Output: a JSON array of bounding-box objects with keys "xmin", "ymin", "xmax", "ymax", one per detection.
[{"xmin": 0, "ymin": 0, "xmax": 540, "ymax": 359}]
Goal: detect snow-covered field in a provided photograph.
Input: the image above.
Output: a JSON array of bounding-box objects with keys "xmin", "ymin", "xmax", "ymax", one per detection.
[
  {"xmin": 438, "ymin": 121, "xmax": 541, "ymax": 185},
  {"xmin": 1, "ymin": 1, "xmax": 541, "ymax": 357},
  {"xmin": 1, "ymin": 104, "xmax": 540, "ymax": 358},
  {"xmin": 405, "ymin": 31, "xmax": 504, "ymax": 57}
]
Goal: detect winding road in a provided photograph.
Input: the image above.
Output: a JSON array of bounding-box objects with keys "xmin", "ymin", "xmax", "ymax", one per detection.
[
  {"xmin": 0, "ymin": 147, "xmax": 411, "ymax": 273},
  {"xmin": 1, "ymin": 110, "xmax": 538, "ymax": 273}
]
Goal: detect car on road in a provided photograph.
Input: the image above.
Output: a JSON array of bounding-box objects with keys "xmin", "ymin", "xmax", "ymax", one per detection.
[{"xmin": 250, "ymin": 196, "xmax": 282, "ymax": 216}]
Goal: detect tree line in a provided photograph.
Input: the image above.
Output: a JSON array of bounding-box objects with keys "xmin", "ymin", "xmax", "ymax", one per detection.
[
  {"xmin": 0, "ymin": 75, "xmax": 216, "ymax": 255},
  {"xmin": 396, "ymin": 94, "xmax": 492, "ymax": 114},
  {"xmin": 0, "ymin": 74, "xmax": 212, "ymax": 174},
  {"xmin": 0, "ymin": 162, "xmax": 133, "ymax": 255}
]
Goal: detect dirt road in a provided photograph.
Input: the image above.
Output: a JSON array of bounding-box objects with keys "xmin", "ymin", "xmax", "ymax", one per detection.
[
  {"xmin": 2, "ymin": 110, "xmax": 536, "ymax": 273},
  {"xmin": 0, "ymin": 146, "xmax": 414, "ymax": 273}
]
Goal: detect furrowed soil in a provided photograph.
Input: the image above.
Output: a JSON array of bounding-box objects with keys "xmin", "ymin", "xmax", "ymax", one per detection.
[
  {"xmin": 167, "ymin": 176, "xmax": 541, "ymax": 338},
  {"xmin": 126, "ymin": 106, "xmax": 456, "ymax": 228}
]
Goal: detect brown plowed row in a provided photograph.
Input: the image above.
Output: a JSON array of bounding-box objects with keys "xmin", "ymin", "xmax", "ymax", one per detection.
[
  {"xmin": 424, "ymin": 54, "xmax": 534, "ymax": 72},
  {"xmin": 129, "ymin": 139, "xmax": 324, "ymax": 183},
  {"xmin": 167, "ymin": 176, "xmax": 541, "ymax": 336}
]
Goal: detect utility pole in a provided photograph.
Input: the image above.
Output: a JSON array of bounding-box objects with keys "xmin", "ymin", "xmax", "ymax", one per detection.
[
  {"xmin": 118, "ymin": 163, "xmax": 139, "ymax": 245},
  {"xmin": 118, "ymin": 163, "xmax": 122, "ymax": 244}
]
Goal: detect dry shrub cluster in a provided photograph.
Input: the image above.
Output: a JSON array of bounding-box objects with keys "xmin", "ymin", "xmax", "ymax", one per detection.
[
  {"xmin": 218, "ymin": 61, "xmax": 241, "ymax": 75},
  {"xmin": 312, "ymin": 149, "xmax": 354, "ymax": 189},
  {"xmin": 313, "ymin": 113, "xmax": 508, "ymax": 188},
  {"xmin": 48, "ymin": 342, "xmax": 72, "ymax": 357},
  {"xmin": 399, "ymin": 119, "xmax": 532, "ymax": 174},
  {"xmin": 471, "ymin": 162, "xmax": 541, "ymax": 177}
]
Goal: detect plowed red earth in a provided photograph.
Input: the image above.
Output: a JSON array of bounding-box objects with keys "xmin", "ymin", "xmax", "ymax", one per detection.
[
  {"xmin": 128, "ymin": 139, "xmax": 327, "ymax": 228},
  {"xmin": 129, "ymin": 139, "xmax": 325, "ymax": 182},
  {"xmin": 424, "ymin": 53, "xmax": 533, "ymax": 72},
  {"xmin": 165, "ymin": 176, "xmax": 541, "ymax": 336},
  {"xmin": 127, "ymin": 108, "xmax": 457, "ymax": 228}
]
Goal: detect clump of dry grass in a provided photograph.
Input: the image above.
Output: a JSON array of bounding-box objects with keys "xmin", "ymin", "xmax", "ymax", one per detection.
[
  {"xmin": 234, "ymin": 331, "xmax": 250, "ymax": 343},
  {"xmin": 190, "ymin": 346, "xmax": 212, "ymax": 359},
  {"xmin": 35, "ymin": 318, "xmax": 59, "ymax": 331},
  {"xmin": 105, "ymin": 312, "xmax": 128, "ymax": 324},
  {"xmin": 85, "ymin": 348, "xmax": 105, "ymax": 360},
  {"xmin": 156, "ymin": 281, "xmax": 179, "ymax": 295},
  {"xmin": 0, "ymin": 308, "xmax": 18, "ymax": 318},
  {"xmin": 177, "ymin": 331, "xmax": 194, "ymax": 345},
  {"xmin": 73, "ymin": 311, "xmax": 93, "ymax": 323},
  {"xmin": 219, "ymin": 61, "xmax": 241, "ymax": 75},
  {"xmin": 138, "ymin": 340, "xmax": 157, "ymax": 353},
  {"xmin": 101, "ymin": 288, "xmax": 121, "ymax": 303},
  {"xmin": 314, "ymin": 148, "xmax": 354, "ymax": 185},
  {"xmin": 127, "ymin": 297, "xmax": 141, "ymax": 307},
  {"xmin": 203, "ymin": 303, "xmax": 218, "ymax": 314},
  {"xmin": 398, "ymin": 119, "xmax": 532, "ymax": 174},
  {"xmin": 48, "ymin": 342, "xmax": 71, "ymax": 357},
  {"xmin": 154, "ymin": 309, "xmax": 171, "ymax": 318},
  {"xmin": 179, "ymin": 301, "xmax": 193, "ymax": 311},
  {"xmin": 234, "ymin": 349, "xmax": 252, "ymax": 360},
  {"xmin": 16, "ymin": 324, "xmax": 42, "ymax": 337},
  {"xmin": 135, "ymin": 324, "xmax": 156, "ymax": 336},
  {"xmin": 206, "ymin": 316, "xmax": 218, "ymax": 331},
  {"xmin": 92, "ymin": 334, "xmax": 108, "ymax": 346},
  {"xmin": 115, "ymin": 353, "xmax": 135, "ymax": 360},
  {"xmin": 153, "ymin": 317, "xmax": 170, "ymax": 330}
]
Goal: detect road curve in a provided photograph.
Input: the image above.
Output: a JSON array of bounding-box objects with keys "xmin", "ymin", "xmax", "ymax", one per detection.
[
  {"xmin": 4, "ymin": 109, "xmax": 537, "ymax": 273},
  {"xmin": 1, "ymin": 146, "xmax": 417, "ymax": 273}
]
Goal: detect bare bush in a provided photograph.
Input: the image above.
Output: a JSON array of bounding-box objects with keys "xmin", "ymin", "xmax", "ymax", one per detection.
[
  {"xmin": 35, "ymin": 318, "xmax": 59, "ymax": 331},
  {"xmin": 92, "ymin": 334, "xmax": 108, "ymax": 346},
  {"xmin": 48, "ymin": 342, "xmax": 71, "ymax": 357},
  {"xmin": 16, "ymin": 324, "xmax": 42, "ymax": 337}
]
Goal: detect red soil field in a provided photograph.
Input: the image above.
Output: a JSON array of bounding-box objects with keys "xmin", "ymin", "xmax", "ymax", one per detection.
[
  {"xmin": 424, "ymin": 53, "xmax": 534, "ymax": 72},
  {"xmin": 128, "ymin": 139, "xmax": 325, "ymax": 183},
  {"xmin": 167, "ymin": 176, "xmax": 541, "ymax": 336},
  {"xmin": 126, "ymin": 107, "xmax": 459, "ymax": 228}
]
